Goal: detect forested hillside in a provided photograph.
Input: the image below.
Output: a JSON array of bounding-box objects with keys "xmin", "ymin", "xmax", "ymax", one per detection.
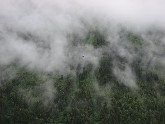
[{"xmin": 1, "ymin": 30, "xmax": 165, "ymax": 124}]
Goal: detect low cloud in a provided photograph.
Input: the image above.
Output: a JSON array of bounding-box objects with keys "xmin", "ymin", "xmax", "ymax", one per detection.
[{"xmin": 0, "ymin": 0, "xmax": 165, "ymax": 88}]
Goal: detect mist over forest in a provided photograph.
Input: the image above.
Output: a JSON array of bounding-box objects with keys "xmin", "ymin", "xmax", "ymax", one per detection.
[{"xmin": 1, "ymin": 0, "xmax": 165, "ymax": 123}]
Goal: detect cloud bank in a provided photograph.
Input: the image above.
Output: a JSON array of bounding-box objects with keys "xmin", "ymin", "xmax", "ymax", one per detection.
[{"xmin": 0, "ymin": 0, "xmax": 165, "ymax": 88}]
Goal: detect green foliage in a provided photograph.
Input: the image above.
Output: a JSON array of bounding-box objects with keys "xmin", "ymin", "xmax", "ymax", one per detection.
[
  {"xmin": 127, "ymin": 32, "xmax": 144, "ymax": 47},
  {"xmin": 1, "ymin": 30, "xmax": 165, "ymax": 124},
  {"xmin": 86, "ymin": 29, "xmax": 107, "ymax": 48}
]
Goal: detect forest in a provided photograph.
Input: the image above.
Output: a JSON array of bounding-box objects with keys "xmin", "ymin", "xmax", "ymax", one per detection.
[{"xmin": 1, "ymin": 30, "xmax": 165, "ymax": 124}]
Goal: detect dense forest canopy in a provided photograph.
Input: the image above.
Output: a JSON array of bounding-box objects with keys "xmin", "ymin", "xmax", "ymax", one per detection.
[
  {"xmin": 1, "ymin": 30, "xmax": 165, "ymax": 124},
  {"xmin": 1, "ymin": 0, "xmax": 165, "ymax": 124}
]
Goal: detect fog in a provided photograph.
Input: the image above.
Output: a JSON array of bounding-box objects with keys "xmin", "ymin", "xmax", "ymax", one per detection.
[{"xmin": 0, "ymin": 0, "xmax": 165, "ymax": 88}]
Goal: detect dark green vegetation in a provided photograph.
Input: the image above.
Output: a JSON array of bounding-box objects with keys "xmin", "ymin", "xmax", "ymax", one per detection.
[{"xmin": 1, "ymin": 30, "xmax": 165, "ymax": 124}]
